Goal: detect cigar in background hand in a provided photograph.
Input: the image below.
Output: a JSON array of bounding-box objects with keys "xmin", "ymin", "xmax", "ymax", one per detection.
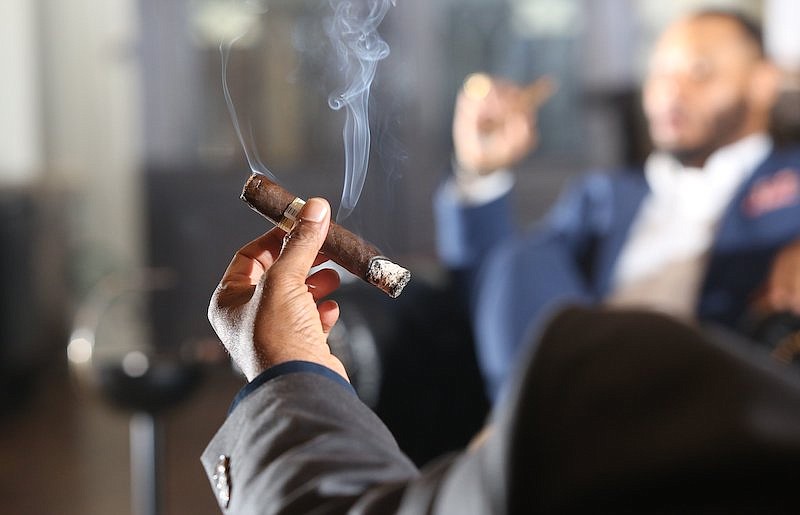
[
  {"xmin": 241, "ymin": 173, "xmax": 411, "ymax": 298},
  {"xmin": 462, "ymin": 72, "xmax": 556, "ymax": 111}
]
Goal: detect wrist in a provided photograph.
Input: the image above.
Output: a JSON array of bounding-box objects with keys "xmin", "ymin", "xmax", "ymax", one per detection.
[
  {"xmin": 249, "ymin": 335, "xmax": 348, "ymax": 383},
  {"xmin": 449, "ymin": 156, "xmax": 515, "ymax": 206},
  {"xmin": 452, "ymin": 155, "xmax": 497, "ymax": 179}
]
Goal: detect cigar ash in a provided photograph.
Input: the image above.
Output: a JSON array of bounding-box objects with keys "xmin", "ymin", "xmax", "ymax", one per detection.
[{"xmin": 366, "ymin": 257, "xmax": 411, "ymax": 299}]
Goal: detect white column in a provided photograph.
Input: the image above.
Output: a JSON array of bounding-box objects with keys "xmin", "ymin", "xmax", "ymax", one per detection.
[
  {"xmin": 764, "ymin": 0, "xmax": 800, "ymax": 72},
  {"xmin": 40, "ymin": 0, "xmax": 145, "ymax": 272},
  {"xmin": 0, "ymin": 0, "xmax": 42, "ymax": 186},
  {"xmin": 582, "ymin": 0, "xmax": 637, "ymax": 89}
]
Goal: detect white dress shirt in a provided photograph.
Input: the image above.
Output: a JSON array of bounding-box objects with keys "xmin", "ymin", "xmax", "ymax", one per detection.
[
  {"xmin": 606, "ymin": 133, "xmax": 773, "ymax": 319},
  {"xmin": 447, "ymin": 162, "xmax": 515, "ymax": 206}
]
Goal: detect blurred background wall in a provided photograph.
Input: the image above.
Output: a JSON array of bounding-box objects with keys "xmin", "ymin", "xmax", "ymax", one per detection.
[{"xmin": 1, "ymin": 0, "xmax": 798, "ymax": 513}]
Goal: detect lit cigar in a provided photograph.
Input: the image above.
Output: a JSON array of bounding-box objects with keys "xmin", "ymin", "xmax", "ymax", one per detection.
[
  {"xmin": 463, "ymin": 72, "xmax": 556, "ymax": 111},
  {"xmin": 241, "ymin": 173, "xmax": 411, "ymax": 298}
]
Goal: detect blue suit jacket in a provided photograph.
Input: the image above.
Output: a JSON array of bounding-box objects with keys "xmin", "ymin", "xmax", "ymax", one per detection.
[{"xmin": 435, "ymin": 146, "xmax": 800, "ymax": 400}]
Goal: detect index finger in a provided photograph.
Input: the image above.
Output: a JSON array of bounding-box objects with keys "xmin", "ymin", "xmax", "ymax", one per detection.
[
  {"xmin": 222, "ymin": 227, "xmax": 332, "ymax": 286},
  {"xmin": 221, "ymin": 228, "xmax": 285, "ymax": 286}
]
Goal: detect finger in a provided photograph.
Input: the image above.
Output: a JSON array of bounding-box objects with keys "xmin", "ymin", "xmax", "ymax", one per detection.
[
  {"xmin": 272, "ymin": 198, "xmax": 331, "ymax": 280},
  {"xmin": 766, "ymin": 279, "xmax": 788, "ymax": 311},
  {"xmin": 211, "ymin": 283, "xmax": 257, "ymax": 312},
  {"xmin": 312, "ymin": 255, "xmax": 332, "ymax": 268},
  {"xmin": 222, "ymin": 229, "xmax": 285, "ymax": 285},
  {"xmin": 307, "ymin": 268, "xmax": 341, "ymax": 302},
  {"xmin": 765, "ymin": 255, "xmax": 785, "ymax": 307},
  {"xmin": 521, "ymin": 76, "xmax": 558, "ymax": 111},
  {"xmin": 318, "ymin": 300, "xmax": 340, "ymax": 335}
]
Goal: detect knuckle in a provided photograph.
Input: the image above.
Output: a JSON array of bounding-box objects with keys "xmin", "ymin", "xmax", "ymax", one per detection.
[{"xmin": 285, "ymin": 224, "xmax": 320, "ymax": 247}]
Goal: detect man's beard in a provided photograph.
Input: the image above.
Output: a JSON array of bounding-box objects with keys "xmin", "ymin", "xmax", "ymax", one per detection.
[{"xmin": 663, "ymin": 100, "xmax": 750, "ymax": 167}]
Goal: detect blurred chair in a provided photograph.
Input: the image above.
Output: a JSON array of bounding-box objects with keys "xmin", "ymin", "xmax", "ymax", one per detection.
[
  {"xmin": 332, "ymin": 277, "xmax": 490, "ymax": 466},
  {"xmin": 67, "ymin": 269, "xmax": 204, "ymax": 515},
  {"xmin": 742, "ymin": 309, "xmax": 800, "ymax": 368}
]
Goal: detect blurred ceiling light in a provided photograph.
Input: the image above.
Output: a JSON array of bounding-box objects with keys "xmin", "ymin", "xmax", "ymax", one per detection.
[
  {"xmin": 122, "ymin": 351, "xmax": 150, "ymax": 378},
  {"xmin": 190, "ymin": 0, "xmax": 268, "ymax": 48},
  {"xmin": 67, "ymin": 331, "xmax": 94, "ymax": 365},
  {"xmin": 510, "ymin": 0, "xmax": 581, "ymax": 38}
]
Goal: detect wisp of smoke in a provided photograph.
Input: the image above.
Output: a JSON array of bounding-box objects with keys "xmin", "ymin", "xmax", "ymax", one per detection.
[
  {"xmin": 220, "ymin": 37, "xmax": 274, "ymax": 180},
  {"xmin": 325, "ymin": 0, "xmax": 395, "ymax": 221}
]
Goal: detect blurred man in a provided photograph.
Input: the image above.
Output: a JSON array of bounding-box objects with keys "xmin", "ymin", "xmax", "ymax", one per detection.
[
  {"xmin": 435, "ymin": 10, "xmax": 800, "ymax": 400},
  {"xmin": 203, "ymin": 198, "xmax": 800, "ymax": 513}
]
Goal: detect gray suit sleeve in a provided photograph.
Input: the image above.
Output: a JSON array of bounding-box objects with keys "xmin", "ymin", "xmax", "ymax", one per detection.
[
  {"xmin": 204, "ymin": 306, "xmax": 800, "ymax": 514},
  {"xmin": 202, "ymin": 372, "xmax": 424, "ymax": 514}
]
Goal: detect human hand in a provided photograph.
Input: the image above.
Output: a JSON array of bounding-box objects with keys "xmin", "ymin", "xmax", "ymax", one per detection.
[
  {"xmin": 765, "ymin": 239, "xmax": 800, "ymax": 315},
  {"xmin": 208, "ymin": 198, "xmax": 348, "ymax": 382},
  {"xmin": 453, "ymin": 74, "xmax": 555, "ymax": 175}
]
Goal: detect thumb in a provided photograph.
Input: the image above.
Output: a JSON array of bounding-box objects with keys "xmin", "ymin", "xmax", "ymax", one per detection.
[{"xmin": 275, "ymin": 197, "xmax": 331, "ymax": 278}]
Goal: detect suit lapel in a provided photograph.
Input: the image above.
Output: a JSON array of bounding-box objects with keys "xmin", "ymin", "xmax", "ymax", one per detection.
[
  {"xmin": 699, "ymin": 149, "xmax": 800, "ymax": 324},
  {"xmin": 711, "ymin": 150, "xmax": 797, "ymax": 250}
]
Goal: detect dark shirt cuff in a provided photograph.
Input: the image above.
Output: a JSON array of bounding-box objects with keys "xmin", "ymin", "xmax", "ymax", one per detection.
[{"xmin": 228, "ymin": 360, "xmax": 355, "ymax": 415}]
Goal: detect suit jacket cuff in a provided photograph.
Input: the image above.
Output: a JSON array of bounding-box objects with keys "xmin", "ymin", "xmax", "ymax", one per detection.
[{"xmin": 228, "ymin": 360, "xmax": 355, "ymax": 415}]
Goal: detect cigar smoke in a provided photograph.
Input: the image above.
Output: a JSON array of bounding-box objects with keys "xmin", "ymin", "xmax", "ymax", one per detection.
[
  {"xmin": 325, "ymin": 0, "xmax": 395, "ymax": 221},
  {"xmin": 219, "ymin": 0, "xmax": 395, "ymax": 222},
  {"xmin": 221, "ymin": 36, "xmax": 275, "ymax": 180}
]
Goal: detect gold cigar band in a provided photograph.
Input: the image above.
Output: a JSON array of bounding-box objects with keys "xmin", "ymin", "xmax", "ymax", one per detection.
[{"xmin": 276, "ymin": 197, "xmax": 307, "ymax": 232}]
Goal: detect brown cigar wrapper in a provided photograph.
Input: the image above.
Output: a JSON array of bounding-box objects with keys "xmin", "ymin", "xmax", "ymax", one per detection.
[{"xmin": 240, "ymin": 173, "xmax": 411, "ymax": 298}]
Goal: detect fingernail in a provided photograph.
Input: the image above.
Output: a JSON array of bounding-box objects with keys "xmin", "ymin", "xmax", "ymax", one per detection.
[{"xmin": 301, "ymin": 198, "xmax": 328, "ymax": 223}]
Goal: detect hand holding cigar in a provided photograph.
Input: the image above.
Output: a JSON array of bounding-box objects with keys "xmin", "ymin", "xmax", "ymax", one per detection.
[
  {"xmin": 241, "ymin": 173, "xmax": 411, "ymax": 298},
  {"xmin": 209, "ymin": 197, "xmax": 349, "ymax": 381},
  {"xmin": 453, "ymin": 73, "xmax": 556, "ymax": 176}
]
